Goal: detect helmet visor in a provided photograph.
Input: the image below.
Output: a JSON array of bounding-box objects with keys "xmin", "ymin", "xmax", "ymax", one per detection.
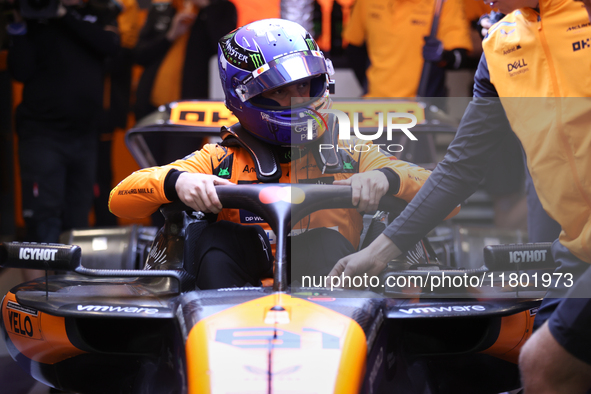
[{"xmin": 235, "ymin": 51, "xmax": 334, "ymax": 102}]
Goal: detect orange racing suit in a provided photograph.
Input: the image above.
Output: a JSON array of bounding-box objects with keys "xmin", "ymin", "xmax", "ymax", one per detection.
[{"xmin": 109, "ymin": 134, "xmax": 457, "ymax": 250}]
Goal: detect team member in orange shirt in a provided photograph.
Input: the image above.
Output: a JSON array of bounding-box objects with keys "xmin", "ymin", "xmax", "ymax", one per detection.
[
  {"xmin": 343, "ymin": 0, "xmax": 473, "ymax": 97},
  {"xmin": 331, "ymin": 0, "xmax": 591, "ymax": 391}
]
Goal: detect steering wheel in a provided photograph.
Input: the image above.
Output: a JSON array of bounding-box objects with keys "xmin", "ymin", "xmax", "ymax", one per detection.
[{"xmin": 164, "ymin": 184, "xmax": 407, "ymax": 291}]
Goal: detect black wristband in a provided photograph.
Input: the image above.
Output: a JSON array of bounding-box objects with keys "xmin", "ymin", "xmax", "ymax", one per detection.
[
  {"xmin": 376, "ymin": 168, "xmax": 400, "ymax": 195},
  {"xmin": 164, "ymin": 169, "xmax": 186, "ymax": 201},
  {"xmin": 441, "ymin": 49, "xmax": 467, "ymax": 70}
]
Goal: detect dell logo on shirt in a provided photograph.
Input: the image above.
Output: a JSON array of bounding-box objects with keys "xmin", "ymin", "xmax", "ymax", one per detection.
[{"xmin": 507, "ymin": 59, "xmax": 528, "ymax": 72}]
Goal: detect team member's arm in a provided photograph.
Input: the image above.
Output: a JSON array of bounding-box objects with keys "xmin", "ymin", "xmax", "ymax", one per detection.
[
  {"xmin": 342, "ymin": 0, "xmax": 368, "ymax": 88},
  {"xmin": 329, "ymin": 54, "xmax": 510, "ymax": 278},
  {"xmin": 6, "ymin": 11, "xmax": 36, "ymax": 82},
  {"xmin": 581, "ymin": 0, "xmax": 591, "ymax": 21},
  {"xmin": 424, "ymin": 0, "xmax": 473, "ymax": 70},
  {"xmin": 109, "ymin": 144, "xmax": 232, "ymax": 218},
  {"xmin": 200, "ymin": 0, "xmax": 237, "ymax": 51},
  {"xmin": 342, "ymin": 0, "xmax": 366, "ymax": 47},
  {"xmin": 59, "ymin": 0, "xmax": 120, "ymax": 57},
  {"xmin": 133, "ymin": 3, "xmax": 175, "ymax": 66}
]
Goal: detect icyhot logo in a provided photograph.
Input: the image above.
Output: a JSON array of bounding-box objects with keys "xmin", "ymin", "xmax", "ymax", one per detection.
[
  {"xmin": 509, "ymin": 249, "xmax": 547, "ymax": 263},
  {"xmin": 19, "ymin": 247, "xmax": 57, "ymax": 261}
]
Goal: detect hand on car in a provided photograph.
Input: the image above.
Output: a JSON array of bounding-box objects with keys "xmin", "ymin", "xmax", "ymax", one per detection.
[
  {"xmin": 175, "ymin": 173, "xmax": 234, "ymax": 214},
  {"xmin": 333, "ymin": 171, "xmax": 389, "ymax": 213},
  {"xmin": 328, "ymin": 234, "xmax": 402, "ymax": 287}
]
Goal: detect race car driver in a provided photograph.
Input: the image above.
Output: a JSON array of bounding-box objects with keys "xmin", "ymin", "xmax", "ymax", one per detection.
[
  {"xmin": 108, "ymin": 19, "xmax": 457, "ymax": 290},
  {"xmin": 329, "ymin": 0, "xmax": 591, "ymax": 392}
]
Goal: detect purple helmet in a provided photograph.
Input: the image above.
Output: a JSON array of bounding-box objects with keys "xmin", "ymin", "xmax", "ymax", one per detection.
[{"xmin": 217, "ymin": 19, "xmax": 334, "ymax": 146}]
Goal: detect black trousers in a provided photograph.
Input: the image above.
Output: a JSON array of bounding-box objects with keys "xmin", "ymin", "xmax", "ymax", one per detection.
[
  {"xmin": 534, "ymin": 240, "xmax": 591, "ymax": 331},
  {"xmin": 289, "ymin": 228, "xmax": 356, "ymax": 286},
  {"xmin": 18, "ymin": 127, "xmax": 97, "ymax": 243},
  {"xmin": 189, "ymin": 222, "xmax": 355, "ymax": 290},
  {"xmin": 190, "ymin": 221, "xmax": 273, "ymax": 290},
  {"xmin": 544, "ymin": 241, "xmax": 591, "ymax": 365}
]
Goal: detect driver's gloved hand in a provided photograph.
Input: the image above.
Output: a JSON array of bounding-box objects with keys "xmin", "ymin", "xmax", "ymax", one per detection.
[{"xmin": 422, "ymin": 36, "xmax": 444, "ymax": 63}]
